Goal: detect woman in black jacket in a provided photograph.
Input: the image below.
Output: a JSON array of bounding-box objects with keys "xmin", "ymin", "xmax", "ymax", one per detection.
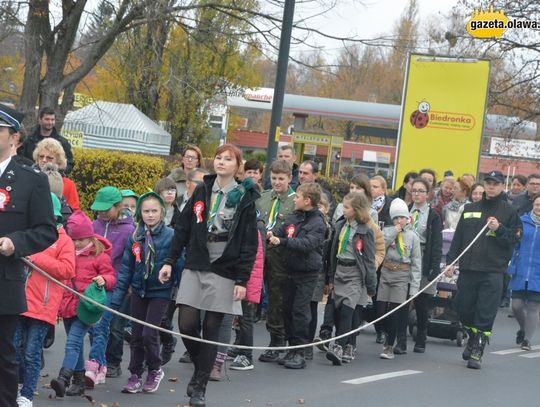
[
  {"xmin": 159, "ymin": 144, "xmax": 259, "ymax": 407},
  {"xmin": 394, "ymin": 178, "xmax": 442, "ymax": 354}
]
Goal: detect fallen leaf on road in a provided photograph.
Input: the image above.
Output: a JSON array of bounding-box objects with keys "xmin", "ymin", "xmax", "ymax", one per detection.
[
  {"xmin": 298, "ymin": 399, "xmax": 306, "ymax": 404},
  {"xmin": 168, "ymin": 377, "xmax": 179, "ymax": 382}
]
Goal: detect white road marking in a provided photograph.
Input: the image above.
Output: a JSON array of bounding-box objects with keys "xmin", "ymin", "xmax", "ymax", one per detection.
[
  {"xmin": 342, "ymin": 370, "xmax": 422, "ymax": 385},
  {"xmin": 518, "ymin": 352, "xmax": 540, "ymax": 359},
  {"xmin": 491, "ymin": 345, "xmax": 540, "ymax": 355}
]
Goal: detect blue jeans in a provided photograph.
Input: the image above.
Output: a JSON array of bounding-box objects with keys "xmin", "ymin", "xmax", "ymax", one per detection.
[
  {"xmin": 62, "ymin": 317, "xmax": 91, "ymax": 371},
  {"xmin": 14, "ymin": 317, "xmax": 50, "ymax": 401},
  {"xmin": 88, "ymin": 292, "xmax": 113, "ymax": 366}
]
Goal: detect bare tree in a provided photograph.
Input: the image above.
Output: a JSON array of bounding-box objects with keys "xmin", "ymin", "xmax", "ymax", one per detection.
[{"xmin": 0, "ymin": 0, "xmax": 384, "ymax": 129}]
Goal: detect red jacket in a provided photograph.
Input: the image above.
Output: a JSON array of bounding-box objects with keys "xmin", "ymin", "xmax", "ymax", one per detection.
[
  {"xmin": 246, "ymin": 230, "xmax": 264, "ymax": 304},
  {"xmin": 58, "ymin": 235, "xmax": 116, "ymax": 319},
  {"xmin": 23, "ymin": 227, "xmax": 76, "ymax": 325}
]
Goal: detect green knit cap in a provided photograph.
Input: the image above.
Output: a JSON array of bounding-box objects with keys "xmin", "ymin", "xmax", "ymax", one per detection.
[{"xmin": 135, "ymin": 191, "xmax": 166, "ymax": 223}]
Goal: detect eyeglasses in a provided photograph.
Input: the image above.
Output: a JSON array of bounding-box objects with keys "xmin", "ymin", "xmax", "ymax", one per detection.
[
  {"xmin": 165, "ymin": 188, "xmax": 176, "ymax": 194},
  {"xmin": 38, "ymin": 154, "xmax": 56, "ymax": 161},
  {"xmin": 529, "ymin": 182, "xmax": 540, "ymax": 186},
  {"xmin": 183, "ymin": 155, "xmax": 199, "ymax": 161},
  {"xmin": 412, "ymin": 189, "xmax": 427, "ymax": 194}
]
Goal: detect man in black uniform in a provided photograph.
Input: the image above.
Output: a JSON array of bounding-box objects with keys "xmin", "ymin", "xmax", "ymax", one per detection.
[
  {"xmin": 21, "ymin": 107, "xmax": 74, "ymax": 174},
  {"xmin": 0, "ymin": 105, "xmax": 58, "ymax": 406},
  {"xmin": 446, "ymin": 170, "xmax": 521, "ymax": 370}
]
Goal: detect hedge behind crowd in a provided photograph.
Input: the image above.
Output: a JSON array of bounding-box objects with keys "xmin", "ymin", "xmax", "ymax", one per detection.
[{"xmin": 72, "ymin": 148, "xmax": 167, "ymax": 213}]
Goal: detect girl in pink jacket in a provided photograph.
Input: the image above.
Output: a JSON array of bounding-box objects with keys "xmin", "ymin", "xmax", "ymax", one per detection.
[
  {"xmin": 14, "ymin": 194, "xmax": 76, "ymax": 407},
  {"xmin": 229, "ymin": 226, "xmax": 264, "ymax": 371},
  {"xmin": 50, "ymin": 211, "xmax": 116, "ymax": 398}
]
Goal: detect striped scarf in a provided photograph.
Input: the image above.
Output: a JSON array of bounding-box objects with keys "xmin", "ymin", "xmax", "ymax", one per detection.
[{"xmin": 143, "ymin": 228, "xmax": 156, "ymax": 280}]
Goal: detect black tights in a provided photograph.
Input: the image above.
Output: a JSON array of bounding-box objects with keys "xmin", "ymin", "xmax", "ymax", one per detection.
[
  {"xmin": 178, "ymin": 305, "xmax": 225, "ymax": 374},
  {"xmin": 377, "ymin": 301, "xmax": 400, "ymax": 346},
  {"xmin": 334, "ymin": 303, "xmax": 355, "ymax": 347}
]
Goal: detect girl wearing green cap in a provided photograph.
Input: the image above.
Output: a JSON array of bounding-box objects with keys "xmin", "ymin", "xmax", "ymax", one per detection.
[
  {"xmin": 85, "ymin": 186, "xmax": 135, "ymax": 387},
  {"xmin": 111, "ymin": 192, "xmax": 182, "ymax": 394}
]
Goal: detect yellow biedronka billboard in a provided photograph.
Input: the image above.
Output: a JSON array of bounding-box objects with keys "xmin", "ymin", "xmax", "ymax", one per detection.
[{"xmin": 393, "ymin": 54, "xmax": 490, "ymax": 189}]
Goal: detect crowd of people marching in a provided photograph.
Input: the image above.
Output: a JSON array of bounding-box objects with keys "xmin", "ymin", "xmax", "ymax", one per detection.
[{"xmin": 1, "ymin": 105, "xmax": 540, "ymax": 407}]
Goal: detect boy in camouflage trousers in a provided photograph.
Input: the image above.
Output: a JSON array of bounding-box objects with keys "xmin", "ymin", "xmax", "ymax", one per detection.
[{"xmin": 257, "ymin": 160, "xmax": 296, "ymax": 362}]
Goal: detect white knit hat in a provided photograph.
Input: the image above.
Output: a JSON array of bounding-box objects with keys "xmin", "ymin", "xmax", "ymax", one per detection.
[{"xmin": 389, "ymin": 198, "xmax": 409, "ymax": 219}]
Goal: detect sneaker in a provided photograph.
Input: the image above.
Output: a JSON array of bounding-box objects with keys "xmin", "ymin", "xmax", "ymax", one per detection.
[
  {"xmin": 380, "ymin": 346, "xmax": 395, "ymax": 360},
  {"xmin": 105, "ymin": 364, "xmax": 122, "ymax": 378},
  {"xmin": 84, "ymin": 359, "xmax": 99, "ymax": 389},
  {"xmin": 342, "ymin": 345, "xmax": 355, "ymax": 363},
  {"xmin": 178, "ymin": 350, "xmax": 191, "ymax": 363},
  {"xmin": 315, "ymin": 330, "xmax": 331, "ymax": 352},
  {"xmin": 230, "ymin": 355, "xmax": 254, "ymax": 371},
  {"xmin": 16, "ymin": 396, "xmax": 33, "ymax": 407},
  {"xmin": 122, "ymin": 374, "xmax": 143, "ymax": 394},
  {"xmin": 304, "ymin": 346, "xmax": 313, "ymax": 360},
  {"xmin": 95, "ymin": 365, "xmax": 107, "ymax": 385},
  {"xmin": 142, "ymin": 369, "xmax": 164, "ymax": 393},
  {"xmin": 376, "ymin": 331, "xmax": 386, "ymax": 344},
  {"xmin": 227, "ymin": 347, "xmax": 240, "ymax": 361},
  {"xmin": 521, "ymin": 339, "xmax": 532, "ymax": 351},
  {"xmin": 326, "ymin": 344, "xmax": 343, "ymax": 366},
  {"xmin": 516, "ymin": 330, "xmax": 525, "ymax": 345}
]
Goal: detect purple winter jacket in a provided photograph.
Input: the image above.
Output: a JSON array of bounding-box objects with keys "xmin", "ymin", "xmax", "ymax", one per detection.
[{"xmin": 93, "ymin": 215, "xmax": 135, "ymax": 273}]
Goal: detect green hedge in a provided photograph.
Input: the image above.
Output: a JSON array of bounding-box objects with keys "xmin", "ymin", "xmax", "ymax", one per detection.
[
  {"xmin": 72, "ymin": 148, "xmax": 167, "ymax": 213},
  {"xmin": 317, "ymin": 175, "xmax": 349, "ymax": 203}
]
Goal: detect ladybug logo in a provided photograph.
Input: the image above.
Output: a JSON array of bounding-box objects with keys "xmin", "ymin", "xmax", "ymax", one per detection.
[
  {"xmin": 194, "ymin": 201, "xmax": 205, "ymax": 223},
  {"xmin": 355, "ymin": 239, "xmax": 364, "ymax": 254},
  {"xmin": 286, "ymin": 224, "xmax": 296, "ymax": 238},
  {"xmin": 410, "ymin": 100, "xmax": 430, "ymax": 129}
]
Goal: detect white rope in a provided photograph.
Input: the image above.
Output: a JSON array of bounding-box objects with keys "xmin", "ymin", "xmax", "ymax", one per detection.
[{"xmin": 21, "ymin": 223, "xmax": 488, "ymax": 352}]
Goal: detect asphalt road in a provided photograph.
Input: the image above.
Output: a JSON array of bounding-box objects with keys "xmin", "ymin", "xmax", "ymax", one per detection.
[{"xmin": 33, "ymin": 306, "xmax": 537, "ymax": 407}]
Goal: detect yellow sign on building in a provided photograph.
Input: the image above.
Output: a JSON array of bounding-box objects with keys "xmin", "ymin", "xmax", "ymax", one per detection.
[
  {"xmin": 62, "ymin": 130, "xmax": 84, "ymax": 148},
  {"xmin": 393, "ymin": 54, "xmax": 490, "ymax": 188}
]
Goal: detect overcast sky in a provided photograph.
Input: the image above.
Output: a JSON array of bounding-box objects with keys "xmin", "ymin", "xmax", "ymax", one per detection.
[{"xmin": 289, "ymin": 0, "xmax": 459, "ymax": 59}]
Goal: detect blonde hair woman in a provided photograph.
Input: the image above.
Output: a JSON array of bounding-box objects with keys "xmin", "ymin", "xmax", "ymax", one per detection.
[{"xmin": 33, "ymin": 138, "xmax": 80, "ymax": 210}]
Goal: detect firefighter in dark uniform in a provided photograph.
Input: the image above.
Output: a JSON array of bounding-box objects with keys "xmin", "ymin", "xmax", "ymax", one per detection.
[
  {"xmin": 0, "ymin": 105, "xmax": 58, "ymax": 406},
  {"xmin": 446, "ymin": 170, "xmax": 521, "ymax": 370}
]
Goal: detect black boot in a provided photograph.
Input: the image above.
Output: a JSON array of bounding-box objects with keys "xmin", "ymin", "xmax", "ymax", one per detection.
[
  {"xmin": 284, "ymin": 350, "xmax": 306, "ymax": 369},
  {"xmin": 189, "ymin": 371, "xmax": 210, "ymax": 407},
  {"xmin": 259, "ymin": 334, "xmax": 285, "ymax": 363},
  {"xmin": 160, "ymin": 336, "xmax": 177, "ymax": 366},
  {"xmin": 413, "ymin": 330, "xmax": 426, "ymax": 353},
  {"xmin": 50, "ymin": 367, "xmax": 73, "ymax": 397},
  {"xmin": 467, "ymin": 332, "xmax": 489, "ymax": 370},
  {"xmin": 394, "ymin": 336, "xmax": 407, "ymax": 355},
  {"xmin": 462, "ymin": 329, "xmax": 475, "ymax": 361},
  {"xmin": 186, "ymin": 353, "xmax": 199, "ymax": 397},
  {"xmin": 66, "ymin": 370, "xmax": 85, "ymax": 396}
]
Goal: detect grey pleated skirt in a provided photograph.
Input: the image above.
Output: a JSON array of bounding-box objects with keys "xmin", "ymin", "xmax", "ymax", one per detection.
[
  {"xmin": 176, "ymin": 269, "xmax": 243, "ymax": 315},
  {"xmin": 333, "ymin": 264, "xmax": 369, "ymax": 308},
  {"xmin": 176, "ymin": 241, "xmax": 242, "ymax": 315},
  {"xmin": 377, "ymin": 268, "xmax": 411, "ymax": 303}
]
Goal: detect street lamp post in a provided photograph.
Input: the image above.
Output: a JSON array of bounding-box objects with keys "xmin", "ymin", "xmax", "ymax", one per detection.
[{"xmin": 264, "ymin": 0, "xmax": 295, "ymax": 178}]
